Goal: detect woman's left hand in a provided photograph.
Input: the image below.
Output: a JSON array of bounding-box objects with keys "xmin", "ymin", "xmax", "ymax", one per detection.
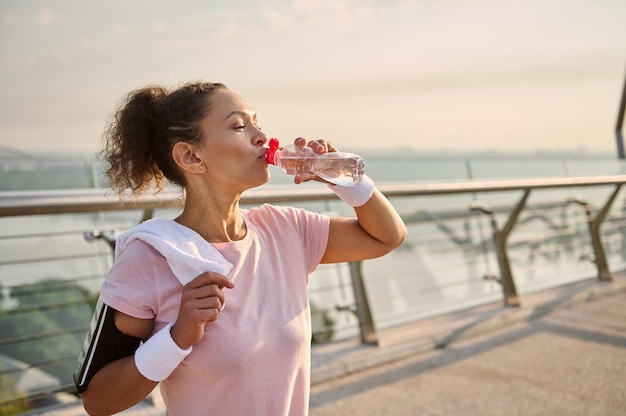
[{"xmin": 292, "ymin": 137, "xmax": 337, "ymax": 184}]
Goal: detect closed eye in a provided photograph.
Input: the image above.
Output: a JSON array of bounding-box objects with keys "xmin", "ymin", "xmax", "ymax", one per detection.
[{"xmin": 233, "ymin": 123, "xmax": 261, "ymax": 131}]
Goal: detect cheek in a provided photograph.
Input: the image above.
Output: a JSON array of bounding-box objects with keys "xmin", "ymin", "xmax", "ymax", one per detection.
[
  {"xmin": 205, "ymin": 157, "xmax": 233, "ymax": 176},
  {"xmin": 203, "ymin": 149, "xmax": 242, "ymax": 177}
]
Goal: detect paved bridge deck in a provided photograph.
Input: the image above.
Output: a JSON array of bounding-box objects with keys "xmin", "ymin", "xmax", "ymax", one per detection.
[{"xmin": 310, "ymin": 272, "xmax": 626, "ymax": 415}]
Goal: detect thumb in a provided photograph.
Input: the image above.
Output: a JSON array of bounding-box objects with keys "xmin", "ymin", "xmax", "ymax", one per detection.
[
  {"xmin": 214, "ymin": 274, "xmax": 235, "ymax": 289},
  {"xmin": 189, "ymin": 271, "xmax": 235, "ymax": 289}
]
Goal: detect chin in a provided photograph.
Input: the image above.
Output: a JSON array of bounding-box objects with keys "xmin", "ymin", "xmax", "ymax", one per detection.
[{"xmin": 249, "ymin": 172, "xmax": 271, "ymax": 189}]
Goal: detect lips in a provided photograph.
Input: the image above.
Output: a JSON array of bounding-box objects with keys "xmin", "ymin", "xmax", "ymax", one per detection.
[{"xmin": 265, "ymin": 138, "xmax": 281, "ymax": 165}]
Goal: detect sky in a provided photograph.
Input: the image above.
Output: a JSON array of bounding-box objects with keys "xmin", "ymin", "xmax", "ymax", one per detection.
[{"xmin": 1, "ymin": 0, "xmax": 625, "ymax": 156}]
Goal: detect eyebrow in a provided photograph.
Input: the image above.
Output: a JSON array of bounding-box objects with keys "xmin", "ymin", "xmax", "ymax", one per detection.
[{"xmin": 223, "ymin": 110, "xmax": 256, "ymax": 122}]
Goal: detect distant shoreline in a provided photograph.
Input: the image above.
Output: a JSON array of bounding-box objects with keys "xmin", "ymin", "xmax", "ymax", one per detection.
[{"xmin": 0, "ymin": 145, "xmax": 618, "ymax": 161}]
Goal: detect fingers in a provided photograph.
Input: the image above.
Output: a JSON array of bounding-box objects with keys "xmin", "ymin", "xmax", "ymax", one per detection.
[
  {"xmin": 181, "ymin": 272, "xmax": 234, "ymax": 320},
  {"xmin": 187, "ymin": 273, "xmax": 233, "ymax": 308},
  {"xmin": 307, "ymin": 139, "xmax": 328, "ymax": 154},
  {"xmin": 174, "ymin": 272, "xmax": 236, "ymax": 348},
  {"xmin": 184, "ymin": 284, "xmax": 226, "ymax": 309},
  {"xmin": 188, "ymin": 271, "xmax": 234, "ymax": 290},
  {"xmin": 293, "ymin": 137, "xmax": 338, "ymax": 154},
  {"xmin": 292, "ymin": 137, "xmax": 335, "ymax": 185},
  {"xmin": 294, "ymin": 137, "xmax": 307, "ymax": 147}
]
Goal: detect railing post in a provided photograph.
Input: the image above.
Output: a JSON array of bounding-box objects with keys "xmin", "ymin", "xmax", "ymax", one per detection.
[
  {"xmin": 615, "ymin": 65, "xmax": 626, "ymax": 159},
  {"xmin": 141, "ymin": 208, "xmax": 155, "ymax": 223},
  {"xmin": 470, "ymin": 189, "xmax": 531, "ymax": 307},
  {"xmin": 348, "ymin": 261, "xmax": 378, "ymax": 345},
  {"xmin": 569, "ymin": 184, "xmax": 623, "ymax": 282}
]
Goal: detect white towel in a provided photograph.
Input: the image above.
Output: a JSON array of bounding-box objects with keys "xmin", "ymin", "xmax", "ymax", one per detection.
[{"xmin": 115, "ymin": 218, "xmax": 233, "ymax": 285}]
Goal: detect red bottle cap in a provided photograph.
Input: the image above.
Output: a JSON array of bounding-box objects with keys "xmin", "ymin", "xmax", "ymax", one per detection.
[{"xmin": 265, "ymin": 138, "xmax": 281, "ymax": 165}]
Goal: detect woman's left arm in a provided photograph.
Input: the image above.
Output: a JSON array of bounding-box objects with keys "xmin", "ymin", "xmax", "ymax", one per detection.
[
  {"xmin": 321, "ymin": 187, "xmax": 407, "ymax": 264},
  {"xmin": 291, "ymin": 137, "xmax": 407, "ymax": 264}
]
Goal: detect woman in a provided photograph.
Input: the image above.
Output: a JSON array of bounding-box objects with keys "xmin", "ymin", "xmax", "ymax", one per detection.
[{"xmin": 79, "ymin": 81, "xmax": 407, "ymax": 415}]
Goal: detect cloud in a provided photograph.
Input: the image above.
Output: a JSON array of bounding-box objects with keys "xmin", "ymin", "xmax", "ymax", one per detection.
[
  {"xmin": 151, "ymin": 21, "xmax": 166, "ymax": 33},
  {"xmin": 2, "ymin": 13, "xmax": 17, "ymax": 24},
  {"xmin": 33, "ymin": 8, "xmax": 59, "ymax": 26},
  {"xmin": 206, "ymin": 0, "xmax": 420, "ymax": 38},
  {"xmin": 112, "ymin": 24, "xmax": 128, "ymax": 34},
  {"xmin": 259, "ymin": 0, "xmax": 406, "ymax": 32}
]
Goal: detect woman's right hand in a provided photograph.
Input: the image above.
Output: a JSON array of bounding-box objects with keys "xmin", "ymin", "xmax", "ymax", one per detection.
[{"xmin": 171, "ymin": 272, "xmax": 235, "ymax": 349}]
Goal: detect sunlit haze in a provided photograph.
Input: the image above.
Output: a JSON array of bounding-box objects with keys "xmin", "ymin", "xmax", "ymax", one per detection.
[{"xmin": 1, "ymin": 0, "xmax": 625, "ymax": 156}]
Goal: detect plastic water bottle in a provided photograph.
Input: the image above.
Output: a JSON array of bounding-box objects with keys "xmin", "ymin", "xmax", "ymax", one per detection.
[{"xmin": 265, "ymin": 138, "xmax": 364, "ymax": 186}]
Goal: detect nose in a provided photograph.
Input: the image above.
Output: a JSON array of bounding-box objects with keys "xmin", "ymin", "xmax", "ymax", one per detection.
[{"xmin": 254, "ymin": 130, "xmax": 268, "ymax": 147}]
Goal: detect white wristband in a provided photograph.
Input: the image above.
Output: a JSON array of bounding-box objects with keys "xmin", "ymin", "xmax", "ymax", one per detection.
[
  {"xmin": 134, "ymin": 323, "xmax": 192, "ymax": 382},
  {"xmin": 328, "ymin": 174, "xmax": 375, "ymax": 207}
]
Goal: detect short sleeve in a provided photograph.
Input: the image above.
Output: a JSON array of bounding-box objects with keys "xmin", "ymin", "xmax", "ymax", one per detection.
[
  {"xmin": 291, "ymin": 207, "xmax": 330, "ymax": 274},
  {"xmin": 248, "ymin": 204, "xmax": 330, "ymax": 275},
  {"xmin": 99, "ymin": 240, "xmax": 161, "ymax": 319}
]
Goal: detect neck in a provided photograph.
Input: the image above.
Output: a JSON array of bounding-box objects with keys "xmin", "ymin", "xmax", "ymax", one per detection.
[{"xmin": 175, "ymin": 191, "xmax": 246, "ymax": 243}]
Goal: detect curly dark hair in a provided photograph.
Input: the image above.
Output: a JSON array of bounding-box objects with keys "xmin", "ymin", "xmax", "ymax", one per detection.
[{"xmin": 99, "ymin": 82, "xmax": 227, "ymax": 196}]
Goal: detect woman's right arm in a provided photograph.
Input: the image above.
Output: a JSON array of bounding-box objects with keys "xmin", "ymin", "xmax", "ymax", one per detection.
[
  {"xmin": 80, "ymin": 311, "xmax": 156, "ymax": 416},
  {"xmin": 81, "ymin": 271, "xmax": 234, "ymax": 415}
]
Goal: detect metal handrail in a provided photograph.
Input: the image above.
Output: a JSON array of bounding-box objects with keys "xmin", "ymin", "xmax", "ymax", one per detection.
[{"xmin": 2, "ymin": 175, "xmax": 626, "ymax": 217}]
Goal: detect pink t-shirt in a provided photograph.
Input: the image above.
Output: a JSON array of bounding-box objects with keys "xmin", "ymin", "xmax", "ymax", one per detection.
[{"xmin": 100, "ymin": 204, "xmax": 330, "ymax": 416}]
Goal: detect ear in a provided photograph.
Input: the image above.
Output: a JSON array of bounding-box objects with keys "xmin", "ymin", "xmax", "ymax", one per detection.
[{"xmin": 172, "ymin": 141, "xmax": 204, "ymax": 173}]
